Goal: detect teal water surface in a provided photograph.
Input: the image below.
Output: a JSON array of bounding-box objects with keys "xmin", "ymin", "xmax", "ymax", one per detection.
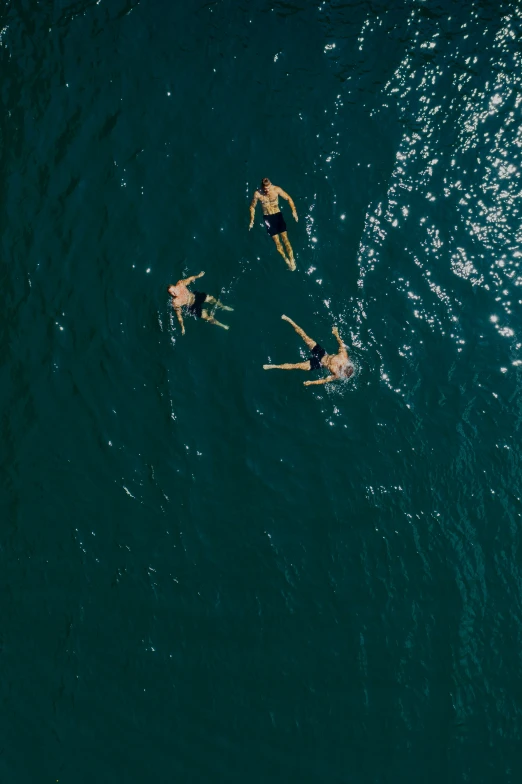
[{"xmin": 2, "ymin": 0, "xmax": 522, "ymax": 782}]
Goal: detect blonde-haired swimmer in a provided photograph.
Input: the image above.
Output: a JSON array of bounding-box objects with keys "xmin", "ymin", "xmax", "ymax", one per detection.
[{"xmin": 264, "ymin": 315, "xmax": 353, "ymax": 387}]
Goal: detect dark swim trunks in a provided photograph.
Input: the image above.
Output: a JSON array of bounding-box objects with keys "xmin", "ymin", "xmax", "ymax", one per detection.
[
  {"xmin": 309, "ymin": 343, "xmax": 326, "ymax": 371},
  {"xmin": 264, "ymin": 211, "xmax": 287, "ymax": 237},
  {"xmin": 188, "ymin": 291, "xmax": 208, "ymax": 318}
]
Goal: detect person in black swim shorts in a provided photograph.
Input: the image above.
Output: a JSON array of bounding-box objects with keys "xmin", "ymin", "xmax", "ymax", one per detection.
[
  {"xmin": 249, "ymin": 178, "xmax": 298, "ymax": 271},
  {"xmin": 263, "ymin": 315, "xmax": 353, "ymax": 387},
  {"xmin": 168, "ymin": 271, "xmax": 233, "ymax": 334}
]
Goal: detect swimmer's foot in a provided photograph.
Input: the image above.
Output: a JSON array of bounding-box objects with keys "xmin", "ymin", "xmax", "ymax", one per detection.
[
  {"xmin": 287, "ymin": 257, "xmax": 296, "ymax": 271},
  {"xmin": 208, "ymin": 317, "xmax": 229, "ymax": 329},
  {"xmin": 220, "ymin": 305, "xmax": 234, "ymax": 311},
  {"xmin": 263, "ymin": 364, "xmax": 275, "ymax": 370}
]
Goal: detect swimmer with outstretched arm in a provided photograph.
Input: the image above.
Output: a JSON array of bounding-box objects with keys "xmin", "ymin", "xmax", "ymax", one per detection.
[
  {"xmin": 168, "ymin": 271, "xmax": 233, "ymax": 335},
  {"xmin": 264, "ymin": 315, "xmax": 353, "ymax": 386}
]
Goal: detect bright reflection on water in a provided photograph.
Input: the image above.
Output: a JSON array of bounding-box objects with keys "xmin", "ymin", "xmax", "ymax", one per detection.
[{"xmin": 348, "ymin": 5, "xmax": 522, "ymax": 394}]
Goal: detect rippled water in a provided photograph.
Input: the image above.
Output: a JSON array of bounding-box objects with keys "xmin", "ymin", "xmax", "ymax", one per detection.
[{"xmin": 2, "ymin": 1, "xmax": 522, "ymax": 781}]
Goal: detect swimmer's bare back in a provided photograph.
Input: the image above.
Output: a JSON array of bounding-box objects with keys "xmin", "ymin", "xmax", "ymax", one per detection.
[{"xmin": 167, "ymin": 271, "xmax": 233, "ymax": 334}]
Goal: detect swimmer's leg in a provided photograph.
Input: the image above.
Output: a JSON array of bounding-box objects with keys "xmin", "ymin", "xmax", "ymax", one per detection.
[
  {"xmin": 281, "ymin": 315, "xmax": 317, "ymax": 351},
  {"xmin": 280, "ymin": 232, "xmax": 296, "ymax": 270},
  {"xmin": 272, "ymin": 234, "xmax": 292, "ymax": 269},
  {"xmin": 263, "ymin": 361, "xmax": 311, "ymax": 371},
  {"xmin": 205, "ymin": 295, "xmax": 233, "ymax": 311},
  {"xmin": 202, "ymin": 310, "xmax": 229, "ymax": 330}
]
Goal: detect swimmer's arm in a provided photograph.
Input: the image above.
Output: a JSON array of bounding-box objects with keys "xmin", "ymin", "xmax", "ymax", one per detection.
[
  {"xmin": 174, "ymin": 306, "xmax": 185, "ymax": 335},
  {"xmin": 181, "ymin": 271, "xmax": 205, "ymax": 286},
  {"xmin": 249, "ymin": 192, "xmax": 259, "ymax": 229},
  {"xmin": 277, "ymin": 187, "xmax": 298, "ymax": 221},
  {"xmin": 303, "ymin": 375, "xmax": 336, "ymax": 387},
  {"xmin": 332, "ymin": 326, "xmax": 348, "ymax": 356}
]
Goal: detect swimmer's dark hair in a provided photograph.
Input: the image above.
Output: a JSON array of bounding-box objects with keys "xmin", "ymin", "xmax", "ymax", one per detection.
[{"xmin": 261, "ymin": 177, "xmax": 270, "ymax": 187}]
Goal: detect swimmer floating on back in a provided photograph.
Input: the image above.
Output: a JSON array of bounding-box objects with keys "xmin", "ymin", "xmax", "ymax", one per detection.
[
  {"xmin": 168, "ymin": 271, "xmax": 233, "ymax": 334},
  {"xmin": 249, "ymin": 178, "xmax": 298, "ymax": 271},
  {"xmin": 264, "ymin": 315, "xmax": 353, "ymax": 386}
]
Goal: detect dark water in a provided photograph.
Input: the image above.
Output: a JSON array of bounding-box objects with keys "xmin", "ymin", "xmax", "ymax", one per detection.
[{"xmin": 2, "ymin": 0, "xmax": 522, "ymax": 781}]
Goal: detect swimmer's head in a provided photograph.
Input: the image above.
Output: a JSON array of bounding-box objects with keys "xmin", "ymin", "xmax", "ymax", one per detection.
[
  {"xmin": 341, "ymin": 365, "xmax": 354, "ymax": 379},
  {"xmin": 261, "ymin": 177, "xmax": 271, "ymax": 191},
  {"xmin": 167, "ymin": 285, "xmax": 176, "ymax": 297}
]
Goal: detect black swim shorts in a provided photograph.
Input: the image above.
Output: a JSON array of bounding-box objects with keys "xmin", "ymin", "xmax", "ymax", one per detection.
[
  {"xmin": 309, "ymin": 343, "xmax": 326, "ymax": 371},
  {"xmin": 188, "ymin": 291, "xmax": 208, "ymax": 318},
  {"xmin": 264, "ymin": 211, "xmax": 287, "ymax": 237}
]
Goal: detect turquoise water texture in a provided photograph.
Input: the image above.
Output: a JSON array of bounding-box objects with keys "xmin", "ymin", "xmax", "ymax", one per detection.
[{"xmin": 2, "ymin": 0, "xmax": 522, "ymax": 781}]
